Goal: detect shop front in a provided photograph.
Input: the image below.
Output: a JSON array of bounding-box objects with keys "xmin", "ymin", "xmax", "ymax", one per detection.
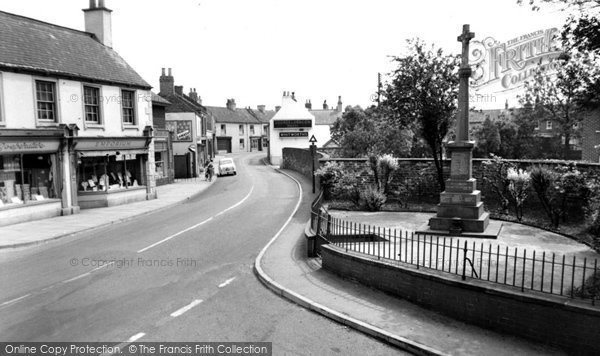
[
  {"xmin": 74, "ymin": 136, "xmax": 152, "ymax": 209},
  {"xmin": 154, "ymin": 129, "xmax": 174, "ymax": 186},
  {"xmin": 0, "ymin": 128, "xmax": 67, "ymax": 227}
]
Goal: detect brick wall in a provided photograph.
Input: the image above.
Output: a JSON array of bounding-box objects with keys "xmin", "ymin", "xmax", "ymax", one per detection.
[
  {"xmin": 581, "ymin": 109, "xmax": 600, "ymax": 162},
  {"xmin": 281, "ymin": 147, "xmax": 322, "ymax": 180},
  {"xmin": 321, "ymin": 157, "xmax": 600, "ymax": 206},
  {"xmin": 321, "ymin": 245, "xmax": 600, "ymax": 354}
]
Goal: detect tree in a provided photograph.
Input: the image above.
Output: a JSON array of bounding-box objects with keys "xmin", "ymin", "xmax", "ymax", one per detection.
[
  {"xmin": 519, "ymin": 57, "xmax": 588, "ymax": 158},
  {"xmin": 381, "ymin": 39, "xmax": 460, "ymax": 191},
  {"xmin": 518, "ymin": 0, "xmax": 600, "ymax": 104},
  {"xmin": 331, "ymin": 106, "xmax": 412, "ymax": 158},
  {"xmin": 473, "ymin": 117, "xmax": 501, "ymax": 157}
]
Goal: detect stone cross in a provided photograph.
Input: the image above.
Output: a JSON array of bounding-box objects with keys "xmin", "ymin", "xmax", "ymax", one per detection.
[{"xmin": 455, "ymin": 24, "xmax": 475, "ymax": 142}]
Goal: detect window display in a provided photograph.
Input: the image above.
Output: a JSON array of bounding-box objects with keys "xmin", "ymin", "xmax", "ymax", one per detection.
[
  {"xmin": 78, "ymin": 154, "xmax": 144, "ymax": 193},
  {"xmin": 0, "ymin": 154, "xmax": 57, "ymax": 206}
]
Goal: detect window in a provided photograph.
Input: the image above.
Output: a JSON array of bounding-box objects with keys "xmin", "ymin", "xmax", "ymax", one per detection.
[
  {"xmin": 35, "ymin": 80, "xmax": 57, "ymax": 122},
  {"xmin": 239, "ymin": 138, "xmax": 245, "ymax": 150},
  {"xmin": 121, "ymin": 90, "xmax": 135, "ymax": 124},
  {"xmin": 239, "ymin": 125, "xmax": 244, "ymax": 135},
  {"xmin": 250, "ymin": 125, "xmax": 255, "ymax": 135},
  {"xmin": 534, "ymin": 121, "xmax": 539, "ymax": 130},
  {"xmin": 221, "ymin": 124, "xmax": 226, "ymax": 135},
  {"xmin": 84, "ymin": 86, "xmax": 101, "ymax": 124},
  {"xmin": 546, "ymin": 120, "xmax": 552, "ymax": 130}
]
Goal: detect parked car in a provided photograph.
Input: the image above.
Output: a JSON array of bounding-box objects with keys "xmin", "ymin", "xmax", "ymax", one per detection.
[{"xmin": 217, "ymin": 158, "xmax": 237, "ymax": 176}]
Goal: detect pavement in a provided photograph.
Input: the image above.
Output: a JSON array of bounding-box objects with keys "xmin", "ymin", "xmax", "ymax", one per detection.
[
  {"xmin": 0, "ymin": 177, "xmax": 214, "ymax": 249},
  {"xmin": 0, "ymin": 165, "xmax": 565, "ymax": 355}
]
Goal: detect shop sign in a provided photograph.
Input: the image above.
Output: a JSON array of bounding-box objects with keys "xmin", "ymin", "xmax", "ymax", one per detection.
[
  {"xmin": 76, "ymin": 138, "xmax": 147, "ymax": 151},
  {"xmin": 165, "ymin": 121, "xmax": 192, "ymax": 142},
  {"xmin": 273, "ymin": 120, "xmax": 312, "ymax": 129},
  {"xmin": 0, "ymin": 140, "xmax": 60, "ymax": 154},
  {"xmin": 280, "ymin": 132, "xmax": 309, "ymax": 138},
  {"xmin": 470, "ymin": 28, "xmax": 562, "ymax": 90}
]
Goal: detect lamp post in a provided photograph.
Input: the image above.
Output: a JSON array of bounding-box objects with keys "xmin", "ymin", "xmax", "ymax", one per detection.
[{"xmin": 309, "ymin": 135, "xmax": 317, "ymax": 194}]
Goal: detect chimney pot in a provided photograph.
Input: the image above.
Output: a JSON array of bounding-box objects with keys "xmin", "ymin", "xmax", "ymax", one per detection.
[
  {"xmin": 98, "ymin": 0, "xmax": 106, "ymax": 7},
  {"xmin": 168, "ymin": 68, "xmax": 172, "ymax": 76},
  {"xmin": 89, "ymin": 0, "xmax": 96, "ymax": 8},
  {"xmin": 161, "ymin": 68, "xmax": 165, "ymax": 76}
]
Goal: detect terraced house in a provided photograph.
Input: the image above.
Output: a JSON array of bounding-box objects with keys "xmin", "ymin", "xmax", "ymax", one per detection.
[
  {"xmin": 206, "ymin": 99, "xmax": 273, "ymax": 155},
  {"xmin": 0, "ymin": 1, "xmax": 155, "ymax": 226}
]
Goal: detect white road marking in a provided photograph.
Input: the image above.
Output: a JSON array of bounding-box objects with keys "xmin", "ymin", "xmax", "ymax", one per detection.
[
  {"xmin": 170, "ymin": 299, "xmax": 203, "ymax": 317},
  {"xmin": 62, "ymin": 272, "xmax": 91, "ymax": 284},
  {"xmin": 0, "ymin": 294, "xmax": 31, "ymax": 307},
  {"xmin": 218, "ymin": 277, "xmax": 236, "ymax": 288},
  {"xmin": 127, "ymin": 332, "xmax": 146, "ymax": 342},
  {"xmin": 138, "ymin": 184, "xmax": 255, "ymax": 253},
  {"xmin": 137, "ymin": 217, "xmax": 213, "ymax": 253}
]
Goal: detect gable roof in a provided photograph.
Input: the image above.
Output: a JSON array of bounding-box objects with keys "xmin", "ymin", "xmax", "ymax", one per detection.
[
  {"xmin": 247, "ymin": 108, "xmax": 276, "ymax": 124},
  {"xmin": 151, "ymin": 92, "xmax": 171, "ymax": 106},
  {"xmin": 161, "ymin": 92, "xmax": 206, "ymax": 115},
  {"xmin": 205, "ymin": 106, "xmax": 263, "ymax": 124},
  {"xmin": 0, "ymin": 10, "xmax": 150, "ymax": 89},
  {"xmin": 310, "ymin": 109, "xmax": 342, "ymax": 126}
]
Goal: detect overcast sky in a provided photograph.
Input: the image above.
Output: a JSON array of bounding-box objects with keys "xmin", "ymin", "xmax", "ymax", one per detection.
[{"xmin": 4, "ymin": 0, "xmax": 568, "ymax": 110}]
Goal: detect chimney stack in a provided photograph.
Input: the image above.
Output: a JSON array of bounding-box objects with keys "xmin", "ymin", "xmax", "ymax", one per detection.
[
  {"xmin": 337, "ymin": 96, "xmax": 343, "ymax": 112},
  {"xmin": 323, "ymin": 100, "xmax": 328, "ymax": 110},
  {"xmin": 174, "ymin": 85, "xmax": 183, "ymax": 96},
  {"xmin": 189, "ymin": 88, "xmax": 198, "ymax": 102},
  {"xmin": 83, "ymin": 0, "xmax": 113, "ymax": 47},
  {"xmin": 275, "ymin": 106, "xmax": 281, "ymax": 112},
  {"xmin": 257, "ymin": 105, "xmax": 266, "ymax": 113},
  {"xmin": 305, "ymin": 100, "xmax": 312, "ymax": 110},
  {"xmin": 159, "ymin": 68, "xmax": 174, "ymax": 96},
  {"xmin": 226, "ymin": 98, "xmax": 236, "ymax": 111}
]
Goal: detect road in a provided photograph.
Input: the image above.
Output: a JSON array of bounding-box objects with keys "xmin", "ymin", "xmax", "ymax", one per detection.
[{"xmin": 0, "ymin": 153, "xmax": 404, "ymax": 355}]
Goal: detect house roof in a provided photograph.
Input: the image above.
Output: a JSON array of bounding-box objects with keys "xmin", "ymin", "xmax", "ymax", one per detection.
[
  {"xmin": 161, "ymin": 92, "xmax": 206, "ymax": 115},
  {"xmin": 247, "ymin": 108, "xmax": 276, "ymax": 124},
  {"xmin": 0, "ymin": 10, "xmax": 150, "ymax": 89},
  {"xmin": 310, "ymin": 109, "xmax": 342, "ymax": 126},
  {"xmin": 205, "ymin": 106, "xmax": 263, "ymax": 124},
  {"xmin": 151, "ymin": 92, "xmax": 171, "ymax": 106}
]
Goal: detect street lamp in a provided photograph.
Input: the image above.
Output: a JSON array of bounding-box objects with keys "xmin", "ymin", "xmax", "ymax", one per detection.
[{"xmin": 309, "ymin": 135, "xmax": 317, "ymax": 194}]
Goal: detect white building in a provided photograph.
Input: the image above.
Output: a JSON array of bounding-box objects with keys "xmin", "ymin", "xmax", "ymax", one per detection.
[
  {"xmin": 269, "ymin": 92, "xmax": 315, "ymax": 165},
  {"xmin": 0, "ymin": 1, "xmax": 154, "ymax": 226}
]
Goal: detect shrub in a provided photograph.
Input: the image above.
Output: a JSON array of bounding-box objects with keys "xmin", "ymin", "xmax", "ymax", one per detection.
[
  {"xmin": 377, "ymin": 154, "xmax": 399, "ymax": 194},
  {"xmin": 481, "ymin": 154, "xmax": 514, "ymax": 214},
  {"xmin": 332, "ymin": 174, "xmax": 361, "ymax": 206},
  {"xmin": 360, "ymin": 185, "xmax": 387, "ymax": 211},
  {"xmin": 530, "ymin": 166, "xmax": 562, "ymax": 228},
  {"xmin": 506, "ymin": 168, "xmax": 531, "ymax": 222},
  {"xmin": 315, "ymin": 162, "xmax": 343, "ymax": 198}
]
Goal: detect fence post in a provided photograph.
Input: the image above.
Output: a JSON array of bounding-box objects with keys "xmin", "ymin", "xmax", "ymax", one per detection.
[{"xmin": 462, "ymin": 240, "xmax": 468, "ymax": 281}]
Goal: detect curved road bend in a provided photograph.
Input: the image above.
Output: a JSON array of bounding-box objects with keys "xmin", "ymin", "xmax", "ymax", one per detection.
[{"xmin": 0, "ymin": 153, "xmax": 404, "ymax": 355}]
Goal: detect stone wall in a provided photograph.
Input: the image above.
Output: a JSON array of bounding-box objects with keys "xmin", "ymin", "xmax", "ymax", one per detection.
[
  {"xmin": 281, "ymin": 147, "xmax": 323, "ymax": 181},
  {"xmin": 322, "ymin": 244, "xmax": 600, "ymax": 354}
]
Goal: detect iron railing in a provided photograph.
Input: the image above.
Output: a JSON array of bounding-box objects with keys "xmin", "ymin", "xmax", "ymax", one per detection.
[{"xmin": 313, "ymin": 209, "xmax": 600, "ymax": 304}]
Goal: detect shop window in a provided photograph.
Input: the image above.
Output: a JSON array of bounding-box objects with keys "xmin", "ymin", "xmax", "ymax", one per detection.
[
  {"xmin": 239, "ymin": 138, "xmax": 245, "ymax": 150},
  {"xmin": 239, "ymin": 125, "xmax": 244, "ymax": 135},
  {"xmin": 84, "ymin": 86, "xmax": 101, "ymax": 124},
  {"xmin": 35, "ymin": 80, "xmax": 57, "ymax": 122},
  {"xmin": 78, "ymin": 154, "xmax": 143, "ymax": 192},
  {"xmin": 155, "ymin": 152, "xmax": 166, "ymax": 179},
  {"xmin": 121, "ymin": 90, "xmax": 136, "ymax": 125},
  {"xmin": 250, "ymin": 125, "xmax": 255, "ymax": 135},
  {"xmin": 0, "ymin": 154, "xmax": 58, "ymax": 207}
]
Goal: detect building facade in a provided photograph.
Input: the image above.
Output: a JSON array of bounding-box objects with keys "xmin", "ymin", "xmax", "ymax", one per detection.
[
  {"xmin": 0, "ymin": 2, "xmax": 155, "ymax": 226},
  {"xmin": 206, "ymin": 99, "xmax": 272, "ymax": 155},
  {"xmin": 158, "ymin": 69, "xmax": 212, "ymax": 178}
]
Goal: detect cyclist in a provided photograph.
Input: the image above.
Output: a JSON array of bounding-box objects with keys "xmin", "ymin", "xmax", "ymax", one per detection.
[{"xmin": 205, "ymin": 159, "xmax": 214, "ymax": 181}]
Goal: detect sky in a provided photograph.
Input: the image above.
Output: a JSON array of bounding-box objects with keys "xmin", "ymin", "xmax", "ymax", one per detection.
[{"xmin": 2, "ymin": 0, "xmax": 569, "ymax": 110}]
